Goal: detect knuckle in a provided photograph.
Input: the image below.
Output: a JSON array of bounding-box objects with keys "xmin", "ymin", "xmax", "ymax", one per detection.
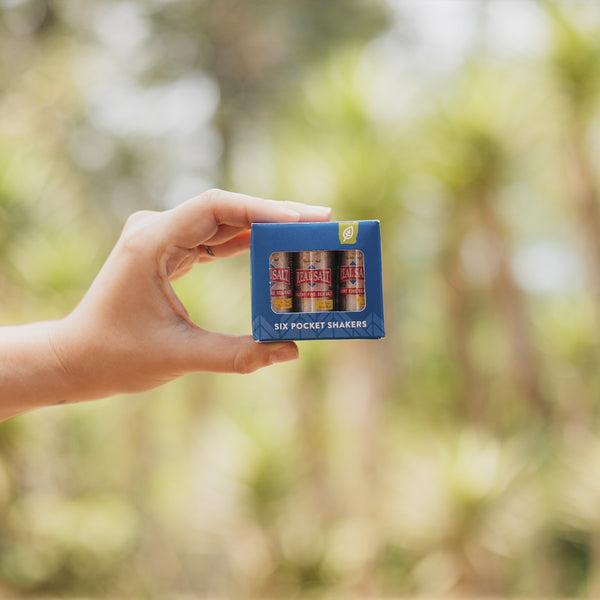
[
  {"xmin": 200, "ymin": 188, "xmax": 226, "ymax": 210},
  {"xmin": 124, "ymin": 210, "xmax": 155, "ymax": 229},
  {"xmin": 202, "ymin": 188, "xmax": 223, "ymax": 202},
  {"xmin": 119, "ymin": 211, "xmax": 158, "ymax": 254}
]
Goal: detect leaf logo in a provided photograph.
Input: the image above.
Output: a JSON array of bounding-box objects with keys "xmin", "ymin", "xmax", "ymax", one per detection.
[{"xmin": 339, "ymin": 222, "xmax": 358, "ymax": 244}]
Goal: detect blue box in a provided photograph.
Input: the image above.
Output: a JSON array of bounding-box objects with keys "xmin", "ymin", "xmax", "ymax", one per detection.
[{"xmin": 251, "ymin": 220, "xmax": 385, "ymax": 341}]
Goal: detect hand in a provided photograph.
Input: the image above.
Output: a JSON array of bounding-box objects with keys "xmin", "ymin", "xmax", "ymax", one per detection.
[{"xmin": 47, "ymin": 189, "xmax": 331, "ymax": 402}]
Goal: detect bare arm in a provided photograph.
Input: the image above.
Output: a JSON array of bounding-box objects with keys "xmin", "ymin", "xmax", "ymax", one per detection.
[{"xmin": 0, "ymin": 189, "xmax": 331, "ymax": 421}]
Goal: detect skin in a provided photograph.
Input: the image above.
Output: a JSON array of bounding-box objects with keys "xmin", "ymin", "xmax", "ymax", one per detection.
[{"xmin": 0, "ymin": 189, "xmax": 332, "ymax": 421}]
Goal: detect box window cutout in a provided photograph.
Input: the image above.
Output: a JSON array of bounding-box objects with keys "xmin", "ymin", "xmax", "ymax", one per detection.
[{"xmin": 269, "ymin": 250, "xmax": 366, "ymax": 314}]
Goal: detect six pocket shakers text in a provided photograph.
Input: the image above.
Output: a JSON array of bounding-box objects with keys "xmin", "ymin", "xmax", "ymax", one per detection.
[{"xmin": 251, "ymin": 221, "xmax": 385, "ymax": 341}]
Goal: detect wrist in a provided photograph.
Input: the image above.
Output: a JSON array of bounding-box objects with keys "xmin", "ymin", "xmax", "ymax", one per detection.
[
  {"xmin": 45, "ymin": 312, "xmax": 123, "ymax": 404},
  {"xmin": 0, "ymin": 319, "xmax": 78, "ymax": 420}
]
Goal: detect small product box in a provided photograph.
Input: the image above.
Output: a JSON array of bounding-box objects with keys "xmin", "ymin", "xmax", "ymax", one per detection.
[{"xmin": 251, "ymin": 220, "xmax": 385, "ymax": 341}]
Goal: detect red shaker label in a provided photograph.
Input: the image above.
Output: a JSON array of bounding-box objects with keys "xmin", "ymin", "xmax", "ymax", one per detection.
[
  {"xmin": 270, "ymin": 267, "xmax": 291, "ymax": 285},
  {"xmin": 295, "ymin": 269, "xmax": 332, "ymax": 286},
  {"xmin": 340, "ymin": 265, "xmax": 365, "ymax": 283}
]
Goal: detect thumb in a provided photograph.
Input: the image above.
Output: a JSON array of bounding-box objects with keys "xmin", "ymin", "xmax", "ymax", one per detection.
[{"xmin": 183, "ymin": 331, "xmax": 299, "ymax": 374}]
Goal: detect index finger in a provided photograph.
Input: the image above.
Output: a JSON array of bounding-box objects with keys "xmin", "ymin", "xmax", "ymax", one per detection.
[{"xmin": 167, "ymin": 189, "xmax": 332, "ymax": 248}]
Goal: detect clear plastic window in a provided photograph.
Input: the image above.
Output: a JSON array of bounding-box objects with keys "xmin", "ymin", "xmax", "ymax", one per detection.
[{"xmin": 269, "ymin": 250, "xmax": 365, "ymax": 313}]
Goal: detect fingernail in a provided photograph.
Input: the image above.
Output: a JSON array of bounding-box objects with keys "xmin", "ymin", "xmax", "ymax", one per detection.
[{"xmin": 270, "ymin": 346, "xmax": 299, "ymax": 364}]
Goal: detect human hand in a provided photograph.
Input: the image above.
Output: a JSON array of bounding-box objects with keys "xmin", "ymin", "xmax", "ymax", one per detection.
[{"xmin": 49, "ymin": 189, "xmax": 331, "ymax": 402}]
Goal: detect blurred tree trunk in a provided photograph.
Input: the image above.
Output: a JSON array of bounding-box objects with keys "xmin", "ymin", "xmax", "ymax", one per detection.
[
  {"xmin": 440, "ymin": 204, "xmax": 485, "ymax": 422},
  {"xmin": 332, "ymin": 339, "xmax": 392, "ymax": 597},
  {"xmin": 439, "ymin": 189, "xmax": 546, "ymax": 419},
  {"xmin": 293, "ymin": 387, "xmax": 333, "ymax": 519},
  {"xmin": 560, "ymin": 133, "xmax": 600, "ymax": 600},
  {"xmin": 476, "ymin": 193, "xmax": 546, "ymax": 417},
  {"xmin": 214, "ymin": 104, "xmax": 235, "ymax": 187},
  {"xmin": 567, "ymin": 126, "xmax": 600, "ymax": 343}
]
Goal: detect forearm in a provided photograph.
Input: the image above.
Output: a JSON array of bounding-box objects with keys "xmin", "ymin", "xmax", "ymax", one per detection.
[{"xmin": 0, "ymin": 320, "xmax": 74, "ymax": 420}]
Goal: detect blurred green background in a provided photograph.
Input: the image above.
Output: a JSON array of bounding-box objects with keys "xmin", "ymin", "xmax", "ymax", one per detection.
[{"xmin": 2, "ymin": 0, "xmax": 600, "ymax": 598}]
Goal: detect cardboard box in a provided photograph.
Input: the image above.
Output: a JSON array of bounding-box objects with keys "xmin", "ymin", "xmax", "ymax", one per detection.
[{"xmin": 251, "ymin": 220, "xmax": 385, "ymax": 341}]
